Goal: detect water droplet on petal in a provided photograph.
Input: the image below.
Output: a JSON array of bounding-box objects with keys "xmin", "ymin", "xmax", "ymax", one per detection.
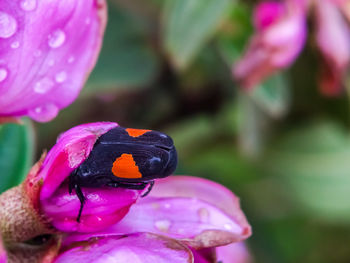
[
  {"xmin": 164, "ymin": 203, "xmax": 171, "ymax": 209},
  {"xmin": 224, "ymin": 223, "xmax": 233, "ymax": 230},
  {"xmin": 55, "ymin": 71, "xmax": 67, "ymax": 83},
  {"xmin": 154, "ymin": 219, "xmax": 171, "ymax": 233},
  {"xmin": 11, "ymin": 41, "xmax": 20, "ymax": 49},
  {"xmin": 20, "ymin": 0, "xmax": 37, "ymax": 11},
  {"xmin": 0, "ymin": 68, "xmax": 8, "ymax": 82},
  {"xmin": 48, "ymin": 59, "xmax": 55, "ymax": 67},
  {"xmin": 198, "ymin": 207, "xmax": 210, "ymax": 223},
  {"xmin": 28, "ymin": 103, "xmax": 59, "ymax": 122},
  {"xmin": 48, "ymin": 29, "xmax": 66, "ymax": 48},
  {"xmin": 0, "ymin": 12, "xmax": 17, "ymax": 38},
  {"xmin": 33, "ymin": 77, "xmax": 54, "ymax": 94},
  {"xmin": 85, "ymin": 18, "xmax": 91, "ymax": 25},
  {"xmin": 67, "ymin": 56, "xmax": 75, "ymax": 63}
]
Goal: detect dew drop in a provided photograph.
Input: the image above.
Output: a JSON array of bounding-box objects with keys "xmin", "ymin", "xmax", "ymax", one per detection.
[
  {"xmin": 164, "ymin": 203, "xmax": 171, "ymax": 209},
  {"xmin": 154, "ymin": 220, "xmax": 171, "ymax": 233},
  {"xmin": 0, "ymin": 68, "xmax": 8, "ymax": 82},
  {"xmin": 28, "ymin": 103, "xmax": 59, "ymax": 122},
  {"xmin": 224, "ymin": 223, "xmax": 233, "ymax": 230},
  {"xmin": 20, "ymin": 0, "xmax": 37, "ymax": 11},
  {"xmin": 85, "ymin": 18, "xmax": 91, "ymax": 25},
  {"xmin": 0, "ymin": 12, "xmax": 17, "ymax": 38},
  {"xmin": 48, "ymin": 59, "xmax": 55, "ymax": 67},
  {"xmin": 55, "ymin": 71, "xmax": 67, "ymax": 83},
  {"xmin": 11, "ymin": 41, "xmax": 20, "ymax": 49},
  {"xmin": 67, "ymin": 56, "xmax": 75, "ymax": 63},
  {"xmin": 33, "ymin": 77, "xmax": 54, "ymax": 94},
  {"xmin": 48, "ymin": 29, "xmax": 66, "ymax": 48}
]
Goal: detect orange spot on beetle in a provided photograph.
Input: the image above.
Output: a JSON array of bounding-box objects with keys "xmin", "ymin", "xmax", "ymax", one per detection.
[
  {"xmin": 112, "ymin": 154, "xmax": 142, "ymax": 179},
  {"xmin": 126, "ymin": 128, "xmax": 151, "ymax": 138}
]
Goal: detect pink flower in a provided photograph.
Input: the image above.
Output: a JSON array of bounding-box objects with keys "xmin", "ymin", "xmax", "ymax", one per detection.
[
  {"xmin": 233, "ymin": 0, "xmax": 307, "ymax": 90},
  {"xmin": 0, "ymin": 0, "xmax": 106, "ymax": 122},
  {"xmin": 57, "ymin": 176, "xmax": 252, "ymax": 262},
  {"xmin": 314, "ymin": 0, "xmax": 350, "ymax": 95},
  {"xmin": 234, "ymin": 0, "xmax": 350, "ymax": 95}
]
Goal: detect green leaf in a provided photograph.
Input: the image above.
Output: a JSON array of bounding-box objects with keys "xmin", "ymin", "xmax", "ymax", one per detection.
[
  {"xmin": 250, "ymin": 74, "xmax": 290, "ymax": 118},
  {"xmin": 262, "ymin": 122, "xmax": 350, "ymax": 224},
  {"xmin": 0, "ymin": 119, "xmax": 34, "ymax": 193},
  {"xmin": 216, "ymin": 2, "xmax": 253, "ymax": 65},
  {"xmin": 85, "ymin": 3, "xmax": 160, "ymax": 94},
  {"xmin": 163, "ymin": 0, "xmax": 232, "ymax": 70}
]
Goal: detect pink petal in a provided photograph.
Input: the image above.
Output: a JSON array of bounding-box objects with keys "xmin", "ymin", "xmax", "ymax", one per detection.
[
  {"xmin": 38, "ymin": 122, "xmax": 143, "ymax": 232},
  {"xmin": 0, "ymin": 238, "xmax": 6, "ymax": 263},
  {"xmin": 253, "ymin": 2, "xmax": 285, "ymax": 31},
  {"xmin": 315, "ymin": 0, "xmax": 350, "ymax": 95},
  {"xmin": 41, "ymin": 185, "xmax": 141, "ymax": 233},
  {"xmin": 0, "ymin": 0, "xmax": 107, "ymax": 122},
  {"xmin": 56, "ymin": 233, "xmax": 194, "ymax": 263},
  {"xmin": 233, "ymin": 0, "xmax": 307, "ymax": 89},
  {"xmin": 150, "ymin": 176, "xmax": 250, "ymax": 222},
  {"xmin": 216, "ymin": 242, "xmax": 252, "ymax": 263},
  {"xmin": 66, "ymin": 196, "xmax": 250, "ymax": 249}
]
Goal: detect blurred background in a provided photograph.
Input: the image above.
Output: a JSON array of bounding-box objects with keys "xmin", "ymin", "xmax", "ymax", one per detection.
[{"xmin": 2, "ymin": 0, "xmax": 350, "ymax": 262}]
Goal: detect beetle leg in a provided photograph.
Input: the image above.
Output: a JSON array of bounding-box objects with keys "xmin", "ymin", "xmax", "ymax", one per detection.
[
  {"xmin": 141, "ymin": 181, "xmax": 154, "ymax": 197},
  {"xmin": 74, "ymin": 183, "xmax": 85, "ymax": 223}
]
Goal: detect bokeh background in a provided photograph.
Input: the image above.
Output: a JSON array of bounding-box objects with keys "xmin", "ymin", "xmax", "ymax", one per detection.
[{"xmin": 1, "ymin": 0, "xmax": 350, "ymax": 262}]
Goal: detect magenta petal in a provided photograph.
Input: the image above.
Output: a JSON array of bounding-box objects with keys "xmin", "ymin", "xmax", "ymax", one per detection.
[
  {"xmin": 67, "ymin": 196, "xmax": 250, "ymax": 249},
  {"xmin": 233, "ymin": 0, "xmax": 307, "ymax": 89},
  {"xmin": 253, "ymin": 2, "xmax": 285, "ymax": 31},
  {"xmin": 56, "ymin": 233, "xmax": 194, "ymax": 263},
  {"xmin": 216, "ymin": 242, "xmax": 252, "ymax": 263},
  {"xmin": 0, "ymin": 0, "xmax": 106, "ymax": 122},
  {"xmin": 41, "ymin": 186, "xmax": 141, "ymax": 232}
]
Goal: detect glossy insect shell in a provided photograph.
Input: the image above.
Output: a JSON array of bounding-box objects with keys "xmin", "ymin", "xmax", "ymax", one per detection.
[{"xmin": 72, "ymin": 126, "xmax": 177, "ymax": 187}]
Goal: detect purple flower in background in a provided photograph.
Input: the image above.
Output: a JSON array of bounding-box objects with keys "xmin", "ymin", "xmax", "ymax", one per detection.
[
  {"xmin": 55, "ymin": 176, "xmax": 252, "ymax": 262},
  {"xmin": 234, "ymin": 0, "xmax": 307, "ymax": 90},
  {"xmin": 0, "ymin": 0, "xmax": 106, "ymax": 122},
  {"xmin": 234, "ymin": 0, "xmax": 350, "ymax": 95},
  {"xmin": 314, "ymin": 0, "xmax": 350, "ymax": 95}
]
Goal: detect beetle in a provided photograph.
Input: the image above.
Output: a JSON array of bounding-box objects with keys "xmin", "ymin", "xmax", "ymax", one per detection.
[{"xmin": 68, "ymin": 126, "xmax": 177, "ymax": 222}]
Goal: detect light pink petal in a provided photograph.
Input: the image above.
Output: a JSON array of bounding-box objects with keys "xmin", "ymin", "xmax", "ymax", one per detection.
[
  {"xmin": 0, "ymin": 238, "xmax": 6, "ymax": 263},
  {"xmin": 0, "ymin": 0, "xmax": 106, "ymax": 122},
  {"xmin": 233, "ymin": 0, "xmax": 307, "ymax": 89},
  {"xmin": 66, "ymin": 196, "xmax": 250, "ymax": 249},
  {"xmin": 38, "ymin": 122, "xmax": 143, "ymax": 232},
  {"xmin": 216, "ymin": 242, "xmax": 252, "ymax": 263},
  {"xmin": 315, "ymin": 0, "xmax": 350, "ymax": 95},
  {"xmin": 56, "ymin": 233, "xmax": 193, "ymax": 263},
  {"xmin": 150, "ymin": 176, "xmax": 250, "ymax": 222}
]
